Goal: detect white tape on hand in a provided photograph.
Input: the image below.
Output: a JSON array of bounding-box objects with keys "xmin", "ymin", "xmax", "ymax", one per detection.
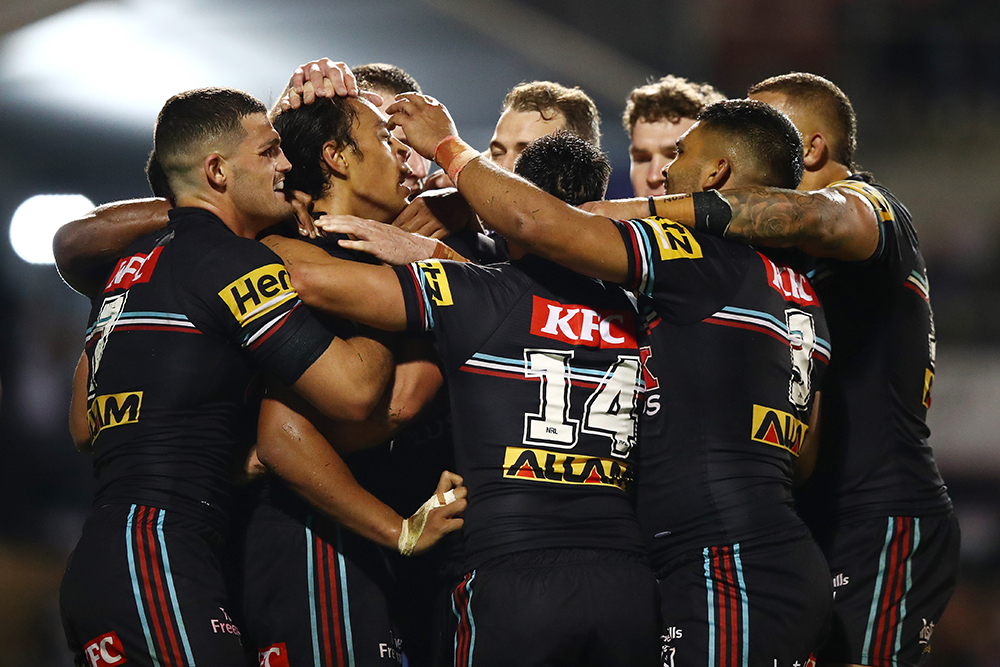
[{"xmin": 398, "ymin": 487, "xmax": 459, "ymax": 556}]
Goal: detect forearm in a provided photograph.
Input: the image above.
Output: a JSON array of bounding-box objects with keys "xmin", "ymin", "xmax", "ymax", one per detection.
[
  {"xmin": 257, "ymin": 396, "xmax": 403, "ymax": 549},
  {"xmin": 54, "ymin": 198, "xmax": 171, "ymax": 296},
  {"xmin": 69, "ymin": 351, "xmax": 92, "ymax": 452}
]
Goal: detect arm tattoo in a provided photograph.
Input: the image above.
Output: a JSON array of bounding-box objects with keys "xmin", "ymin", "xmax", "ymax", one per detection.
[{"xmin": 721, "ymin": 187, "xmax": 832, "ymax": 246}]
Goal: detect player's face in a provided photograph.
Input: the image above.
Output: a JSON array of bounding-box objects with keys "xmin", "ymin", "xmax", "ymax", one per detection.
[
  {"xmin": 227, "ymin": 112, "xmax": 294, "ymax": 228},
  {"xmin": 488, "ymin": 107, "xmax": 567, "ymax": 172},
  {"xmin": 629, "ymin": 117, "xmax": 697, "ymax": 197},
  {"xmin": 343, "ymin": 99, "xmax": 412, "ymax": 222},
  {"xmin": 662, "ymin": 122, "xmax": 713, "ymax": 196},
  {"xmin": 370, "ymin": 87, "xmax": 431, "ymax": 194}
]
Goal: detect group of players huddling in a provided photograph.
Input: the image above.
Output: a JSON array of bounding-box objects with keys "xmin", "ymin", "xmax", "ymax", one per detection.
[{"xmin": 53, "ymin": 56, "xmax": 959, "ymax": 667}]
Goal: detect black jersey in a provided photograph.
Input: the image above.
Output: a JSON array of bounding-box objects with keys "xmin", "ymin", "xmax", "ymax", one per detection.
[
  {"xmin": 793, "ymin": 177, "xmax": 951, "ymax": 527},
  {"xmin": 83, "ymin": 207, "xmax": 333, "ymax": 530},
  {"xmin": 393, "ymin": 255, "xmax": 646, "ymax": 568},
  {"xmin": 615, "ymin": 217, "xmax": 831, "ymax": 567}
]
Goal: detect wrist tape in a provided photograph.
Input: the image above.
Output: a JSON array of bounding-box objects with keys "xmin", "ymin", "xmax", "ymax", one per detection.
[
  {"xmin": 433, "ymin": 135, "xmax": 480, "ymax": 187},
  {"xmin": 692, "ymin": 190, "xmax": 733, "ymax": 236},
  {"xmin": 398, "ymin": 488, "xmax": 458, "ymax": 556}
]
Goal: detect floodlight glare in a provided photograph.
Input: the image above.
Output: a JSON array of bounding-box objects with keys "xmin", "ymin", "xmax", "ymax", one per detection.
[{"xmin": 9, "ymin": 194, "xmax": 94, "ymax": 265}]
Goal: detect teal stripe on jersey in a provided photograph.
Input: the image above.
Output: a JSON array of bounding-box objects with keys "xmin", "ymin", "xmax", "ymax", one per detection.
[
  {"xmin": 335, "ymin": 527, "xmax": 355, "ymax": 667},
  {"xmin": 156, "ymin": 509, "xmax": 196, "ymax": 666},
  {"xmin": 306, "ymin": 517, "xmax": 322, "ymax": 667},
  {"xmin": 126, "ymin": 505, "xmax": 162, "ymax": 667},
  {"xmin": 703, "ymin": 548, "xmax": 717, "ymax": 667},
  {"xmin": 863, "ymin": 518, "xmax": 896, "ymax": 664}
]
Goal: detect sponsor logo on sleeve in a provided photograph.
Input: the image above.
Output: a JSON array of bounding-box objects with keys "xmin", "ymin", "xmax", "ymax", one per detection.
[
  {"xmin": 750, "ymin": 404, "xmax": 808, "ymax": 455},
  {"xmin": 88, "ymin": 392, "xmax": 142, "ymax": 438},
  {"xmin": 760, "ymin": 255, "xmax": 818, "ymax": 307},
  {"xmin": 218, "ymin": 264, "xmax": 296, "ymax": 326},
  {"xmin": 831, "ymin": 180, "xmax": 894, "ymax": 224},
  {"xmin": 530, "ymin": 296, "xmax": 637, "ymax": 349},
  {"xmin": 104, "ymin": 246, "xmax": 164, "ymax": 293},
  {"xmin": 503, "ymin": 446, "xmax": 633, "ymax": 490},
  {"xmin": 259, "ymin": 643, "xmax": 289, "ymax": 667},
  {"xmin": 643, "ymin": 218, "xmax": 703, "ymax": 260},
  {"xmin": 84, "ymin": 631, "xmax": 127, "ymax": 666},
  {"xmin": 923, "ymin": 368, "xmax": 934, "ymax": 408},
  {"xmin": 415, "ymin": 260, "xmax": 454, "ymax": 306}
]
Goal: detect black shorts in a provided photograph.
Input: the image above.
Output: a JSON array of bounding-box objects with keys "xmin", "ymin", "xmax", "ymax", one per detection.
[
  {"xmin": 239, "ymin": 502, "xmax": 401, "ymax": 667},
  {"xmin": 449, "ymin": 548, "xmax": 660, "ymax": 667},
  {"xmin": 60, "ymin": 504, "xmax": 245, "ymax": 667},
  {"xmin": 815, "ymin": 512, "xmax": 960, "ymax": 667},
  {"xmin": 656, "ymin": 535, "xmax": 832, "ymax": 667}
]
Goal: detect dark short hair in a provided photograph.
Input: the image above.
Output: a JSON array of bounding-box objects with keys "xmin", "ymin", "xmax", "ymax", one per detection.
[
  {"xmin": 144, "ymin": 150, "xmax": 175, "ymax": 205},
  {"xmin": 514, "ymin": 130, "xmax": 610, "ymax": 206},
  {"xmin": 353, "ymin": 63, "xmax": 422, "ymax": 96},
  {"xmin": 622, "ymin": 75, "xmax": 725, "ymax": 135},
  {"xmin": 749, "ymin": 72, "xmax": 857, "ymax": 169},
  {"xmin": 698, "ymin": 99, "xmax": 804, "ymax": 189},
  {"xmin": 271, "ymin": 97, "xmax": 361, "ymax": 200},
  {"xmin": 504, "ymin": 81, "xmax": 601, "ymax": 147},
  {"xmin": 154, "ymin": 87, "xmax": 265, "ymax": 187}
]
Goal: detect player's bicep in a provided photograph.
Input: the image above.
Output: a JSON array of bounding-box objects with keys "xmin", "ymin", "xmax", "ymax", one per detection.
[
  {"xmin": 69, "ymin": 351, "xmax": 91, "ymax": 452},
  {"xmin": 534, "ymin": 213, "xmax": 630, "ymax": 284},
  {"xmin": 798, "ymin": 186, "xmax": 881, "ymax": 261},
  {"xmin": 292, "ymin": 335, "xmax": 395, "ymax": 421}
]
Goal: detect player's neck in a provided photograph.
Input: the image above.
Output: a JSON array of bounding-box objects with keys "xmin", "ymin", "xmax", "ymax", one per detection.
[
  {"xmin": 316, "ymin": 190, "xmax": 393, "ymax": 224},
  {"xmin": 801, "ymin": 161, "xmax": 851, "ymax": 191},
  {"xmin": 173, "ymin": 193, "xmax": 260, "ymax": 239}
]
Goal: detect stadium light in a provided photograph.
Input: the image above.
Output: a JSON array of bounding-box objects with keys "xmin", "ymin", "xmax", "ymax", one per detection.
[{"xmin": 9, "ymin": 194, "xmax": 94, "ymax": 265}]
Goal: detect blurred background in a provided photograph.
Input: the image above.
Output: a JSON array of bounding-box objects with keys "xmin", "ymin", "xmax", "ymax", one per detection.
[{"xmin": 1, "ymin": 0, "xmax": 998, "ymax": 664}]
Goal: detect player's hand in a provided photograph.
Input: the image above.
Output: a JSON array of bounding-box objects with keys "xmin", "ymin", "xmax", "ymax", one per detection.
[
  {"xmin": 392, "ymin": 189, "xmax": 481, "ymax": 239},
  {"xmin": 386, "ymin": 93, "xmax": 458, "ymax": 161},
  {"xmin": 276, "ymin": 59, "xmax": 382, "ymax": 111},
  {"xmin": 315, "ymin": 214, "xmax": 440, "ymax": 265},
  {"xmin": 287, "ymin": 190, "xmax": 319, "ymax": 238},
  {"xmin": 410, "ymin": 471, "xmax": 467, "ymax": 556},
  {"xmin": 580, "ymin": 198, "xmax": 650, "ymax": 220}
]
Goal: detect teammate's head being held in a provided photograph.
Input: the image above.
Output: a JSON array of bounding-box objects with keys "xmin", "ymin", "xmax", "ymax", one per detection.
[
  {"xmin": 271, "ymin": 96, "xmax": 412, "ymax": 223},
  {"xmin": 663, "ymin": 98, "xmax": 803, "ymax": 195},
  {"xmin": 513, "ymin": 130, "xmax": 611, "ymax": 206}
]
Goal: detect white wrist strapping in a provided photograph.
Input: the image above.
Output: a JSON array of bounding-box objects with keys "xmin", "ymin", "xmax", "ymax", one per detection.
[{"xmin": 398, "ymin": 488, "xmax": 458, "ymax": 556}]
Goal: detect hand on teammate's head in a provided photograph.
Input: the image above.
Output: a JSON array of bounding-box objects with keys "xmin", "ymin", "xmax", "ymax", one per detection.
[
  {"xmin": 277, "ymin": 58, "xmax": 383, "ymax": 111},
  {"xmin": 386, "ymin": 93, "xmax": 459, "ymax": 162}
]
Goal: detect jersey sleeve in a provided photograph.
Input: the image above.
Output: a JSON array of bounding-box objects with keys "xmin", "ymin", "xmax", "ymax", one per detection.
[
  {"xmin": 614, "ymin": 217, "xmax": 748, "ymax": 325},
  {"xmin": 830, "ymin": 179, "xmax": 918, "ymax": 280},
  {"xmin": 393, "ymin": 260, "xmax": 525, "ymax": 369},
  {"xmin": 190, "ymin": 237, "xmax": 334, "ymax": 385}
]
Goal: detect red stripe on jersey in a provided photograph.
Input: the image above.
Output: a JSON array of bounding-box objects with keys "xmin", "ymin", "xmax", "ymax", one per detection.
[
  {"xmin": 145, "ymin": 509, "xmax": 185, "ymax": 667},
  {"xmin": 315, "ymin": 537, "xmax": 334, "ymax": 667},
  {"xmin": 903, "ymin": 282, "xmax": 930, "ymax": 303},
  {"xmin": 459, "ymin": 365, "xmax": 601, "ymax": 390},
  {"xmin": 704, "ymin": 317, "xmax": 790, "ymax": 347},
  {"xmin": 622, "ymin": 221, "xmax": 644, "ymax": 291},
  {"xmin": 115, "ymin": 325, "xmax": 202, "ymax": 334},
  {"xmin": 135, "ymin": 507, "xmax": 174, "ymax": 667},
  {"xmin": 407, "ymin": 266, "xmax": 429, "ymax": 328},
  {"xmin": 248, "ymin": 308, "xmax": 295, "ymax": 352},
  {"xmin": 327, "ymin": 541, "xmax": 346, "ymax": 667}
]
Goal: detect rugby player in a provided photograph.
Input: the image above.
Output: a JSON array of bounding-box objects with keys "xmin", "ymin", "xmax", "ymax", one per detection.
[
  {"xmin": 384, "ymin": 94, "xmax": 833, "ymax": 666},
  {"xmin": 592, "ymin": 72, "xmax": 960, "ymax": 667},
  {"xmin": 265, "ymin": 129, "xmax": 660, "ymax": 667},
  {"xmin": 623, "ymin": 75, "xmax": 725, "ymax": 196}
]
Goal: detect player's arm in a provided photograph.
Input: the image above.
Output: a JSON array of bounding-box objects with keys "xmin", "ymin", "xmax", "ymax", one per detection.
[
  {"xmin": 263, "ymin": 234, "xmax": 409, "ymax": 330},
  {"xmin": 257, "ymin": 393, "xmax": 465, "ymax": 555},
  {"xmin": 588, "ymin": 185, "xmax": 880, "ymax": 262},
  {"xmin": 313, "ymin": 215, "xmax": 470, "ymax": 265},
  {"xmin": 69, "ymin": 351, "xmax": 92, "ymax": 452},
  {"xmin": 792, "ymin": 392, "xmax": 822, "ymax": 486},
  {"xmin": 387, "ymin": 93, "xmax": 630, "ymax": 283},
  {"xmin": 53, "ymin": 198, "xmax": 171, "ymax": 296}
]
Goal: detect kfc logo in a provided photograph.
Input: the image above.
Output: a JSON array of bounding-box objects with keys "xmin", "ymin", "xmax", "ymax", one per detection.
[
  {"xmin": 530, "ymin": 296, "xmax": 636, "ymax": 349},
  {"xmin": 84, "ymin": 631, "xmax": 127, "ymax": 667},
  {"xmin": 259, "ymin": 643, "xmax": 290, "ymax": 667},
  {"xmin": 759, "ymin": 254, "xmax": 817, "ymax": 307},
  {"xmin": 104, "ymin": 246, "xmax": 164, "ymax": 292}
]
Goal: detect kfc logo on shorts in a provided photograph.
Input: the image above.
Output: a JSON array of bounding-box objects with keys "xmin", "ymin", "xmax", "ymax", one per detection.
[
  {"xmin": 84, "ymin": 631, "xmax": 127, "ymax": 667},
  {"xmin": 259, "ymin": 643, "xmax": 290, "ymax": 667},
  {"xmin": 530, "ymin": 296, "xmax": 636, "ymax": 349}
]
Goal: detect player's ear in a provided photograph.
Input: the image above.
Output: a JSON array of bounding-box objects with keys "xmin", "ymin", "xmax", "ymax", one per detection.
[
  {"xmin": 702, "ymin": 157, "xmax": 731, "ymax": 190},
  {"xmin": 204, "ymin": 153, "xmax": 227, "ymax": 191},
  {"xmin": 803, "ymin": 132, "xmax": 827, "ymax": 170},
  {"xmin": 322, "ymin": 141, "xmax": 350, "ymax": 179}
]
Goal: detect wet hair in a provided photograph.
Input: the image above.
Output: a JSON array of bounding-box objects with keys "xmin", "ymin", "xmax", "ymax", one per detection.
[
  {"xmin": 749, "ymin": 72, "xmax": 857, "ymax": 170},
  {"xmin": 513, "ymin": 130, "xmax": 610, "ymax": 205},
  {"xmin": 622, "ymin": 75, "xmax": 725, "ymax": 135},
  {"xmin": 697, "ymin": 99, "xmax": 804, "ymax": 189},
  {"xmin": 154, "ymin": 87, "xmax": 265, "ymax": 189},
  {"xmin": 144, "ymin": 150, "xmax": 175, "ymax": 205},
  {"xmin": 503, "ymin": 81, "xmax": 601, "ymax": 147},
  {"xmin": 271, "ymin": 97, "xmax": 361, "ymax": 200},
  {"xmin": 353, "ymin": 63, "xmax": 422, "ymax": 96}
]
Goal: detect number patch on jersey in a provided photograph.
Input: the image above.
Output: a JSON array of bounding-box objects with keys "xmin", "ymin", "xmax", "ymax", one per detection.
[
  {"xmin": 218, "ymin": 264, "xmax": 296, "ymax": 326},
  {"xmin": 414, "ymin": 260, "xmax": 454, "ymax": 306},
  {"xmin": 643, "ymin": 218, "xmax": 703, "ymax": 260},
  {"xmin": 786, "ymin": 308, "xmax": 817, "ymax": 408},
  {"xmin": 522, "ymin": 349, "xmax": 640, "ymax": 458}
]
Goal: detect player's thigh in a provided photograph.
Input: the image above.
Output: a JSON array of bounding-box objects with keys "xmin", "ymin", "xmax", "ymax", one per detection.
[
  {"xmin": 819, "ymin": 513, "xmax": 960, "ymax": 667},
  {"xmin": 61, "ymin": 504, "xmax": 245, "ymax": 667}
]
